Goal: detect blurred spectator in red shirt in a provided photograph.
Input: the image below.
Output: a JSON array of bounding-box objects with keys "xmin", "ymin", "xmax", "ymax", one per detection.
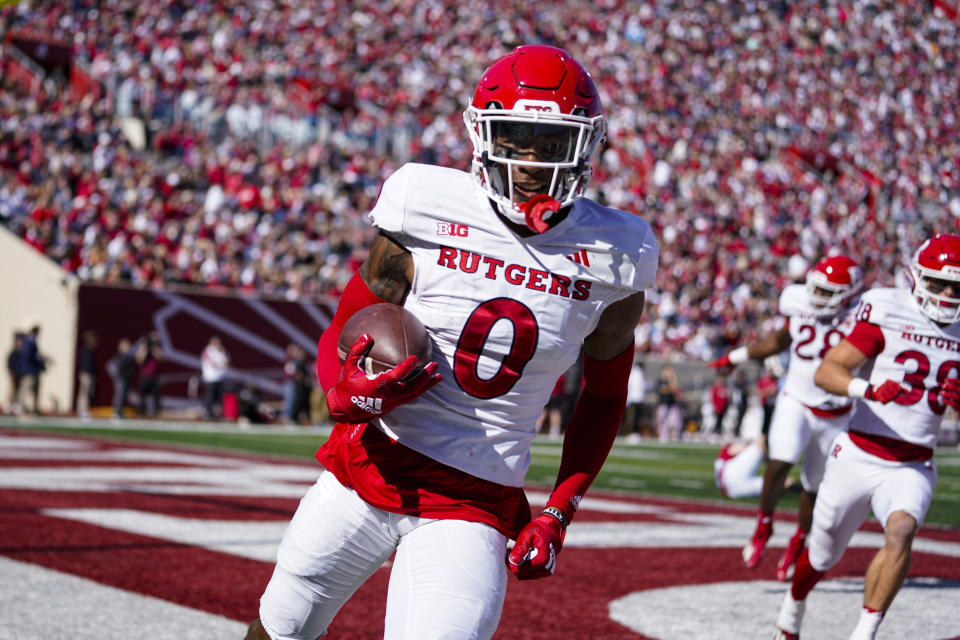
[{"xmin": 710, "ymin": 373, "xmax": 731, "ymax": 437}]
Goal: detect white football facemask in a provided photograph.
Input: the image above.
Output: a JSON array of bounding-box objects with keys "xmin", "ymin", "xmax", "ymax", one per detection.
[
  {"xmin": 464, "ymin": 108, "xmax": 605, "ymax": 228},
  {"xmin": 912, "ymin": 269, "xmax": 960, "ymax": 324}
]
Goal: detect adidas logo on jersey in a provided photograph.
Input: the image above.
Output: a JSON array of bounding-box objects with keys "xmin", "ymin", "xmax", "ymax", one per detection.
[
  {"xmin": 566, "ymin": 249, "xmax": 590, "ymax": 267},
  {"xmin": 350, "ymin": 395, "xmax": 383, "ymax": 414}
]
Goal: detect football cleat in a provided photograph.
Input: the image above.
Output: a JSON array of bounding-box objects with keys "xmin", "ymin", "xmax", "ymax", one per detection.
[
  {"xmin": 776, "ymin": 530, "xmax": 807, "ymax": 581},
  {"xmin": 742, "ymin": 519, "xmax": 772, "ymax": 569},
  {"xmin": 776, "ymin": 590, "xmax": 806, "ymax": 638}
]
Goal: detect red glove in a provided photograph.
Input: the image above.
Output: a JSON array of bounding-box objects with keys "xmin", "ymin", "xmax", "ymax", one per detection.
[
  {"xmin": 939, "ymin": 378, "xmax": 960, "ymax": 410},
  {"xmin": 326, "ymin": 334, "xmax": 441, "ymax": 423},
  {"xmin": 507, "ymin": 510, "xmax": 566, "ymax": 580},
  {"xmin": 708, "ymin": 354, "xmax": 732, "ymax": 369},
  {"xmin": 864, "ymin": 379, "xmax": 904, "ymax": 404}
]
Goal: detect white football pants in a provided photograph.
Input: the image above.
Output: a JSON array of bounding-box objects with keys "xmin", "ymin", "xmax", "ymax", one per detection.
[
  {"xmin": 259, "ymin": 470, "xmax": 509, "ymax": 640},
  {"xmin": 767, "ymin": 392, "xmax": 850, "ymax": 491},
  {"xmin": 807, "ymin": 432, "xmax": 937, "ymax": 571},
  {"xmin": 717, "ymin": 442, "xmax": 765, "ymax": 498}
]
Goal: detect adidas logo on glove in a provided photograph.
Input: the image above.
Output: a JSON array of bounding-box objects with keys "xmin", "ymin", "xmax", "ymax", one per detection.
[{"xmin": 350, "ymin": 395, "xmax": 383, "ymax": 414}]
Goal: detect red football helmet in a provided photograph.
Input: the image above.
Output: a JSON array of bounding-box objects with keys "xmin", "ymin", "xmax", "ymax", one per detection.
[
  {"xmin": 911, "ymin": 233, "xmax": 960, "ymax": 324},
  {"xmin": 463, "ymin": 45, "xmax": 606, "ymax": 231},
  {"xmin": 806, "ymin": 254, "xmax": 862, "ymax": 317}
]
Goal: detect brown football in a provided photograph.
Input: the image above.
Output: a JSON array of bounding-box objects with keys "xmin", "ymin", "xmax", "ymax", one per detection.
[{"xmin": 336, "ymin": 303, "xmax": 433, "ymax": 375}]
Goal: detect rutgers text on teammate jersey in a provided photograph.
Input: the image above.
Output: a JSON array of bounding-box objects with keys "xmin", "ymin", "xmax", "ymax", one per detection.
[{"xmin": 846, "ymin": 287, "xmax": 960, "ymax": 450}]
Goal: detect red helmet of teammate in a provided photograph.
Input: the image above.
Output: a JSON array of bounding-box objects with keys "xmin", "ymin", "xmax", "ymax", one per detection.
[
  {"xmin": 806, "ymin": 254, "xmax": 863, "ymax": 317},
  {"xmin": 463, "ymin": 45, "xmax": 606, "ymax": 231},
  {"xmin": 910, "ymin": 233, "xmax": 960, "ymax": 324}
]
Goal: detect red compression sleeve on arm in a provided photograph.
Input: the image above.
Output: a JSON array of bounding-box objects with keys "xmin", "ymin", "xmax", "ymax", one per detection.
[
  {"xmin": 845, "ymin": 321, "xmax": 885, "ymax": 359},
  {"xmin": 315, "ymin": 272, "xmax": 387, "ymax": 392},
  {"xmin": 546, "ymin": 343, "xmax": 634, "ymax": 521}
]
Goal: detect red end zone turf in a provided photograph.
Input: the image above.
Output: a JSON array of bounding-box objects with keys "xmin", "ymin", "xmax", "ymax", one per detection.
[{"xmin": 1, "ymin": 429, "xmax": 958, "ymax": 639}]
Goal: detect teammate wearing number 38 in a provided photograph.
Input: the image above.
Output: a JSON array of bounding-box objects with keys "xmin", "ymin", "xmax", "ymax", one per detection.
[
  {"xmin": 709, "ymin": 254, "xmax": 863, "ymax": 581},
  {"xmin": 774, "ymin": 233, "xmax": 960, "ymax": 640},
  {"xmin": 245, "ymin": 45, "xmax": 658, "ymax": 640}
]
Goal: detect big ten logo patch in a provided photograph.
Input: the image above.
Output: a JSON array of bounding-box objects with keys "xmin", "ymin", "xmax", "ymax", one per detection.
[{"xmin": 437, "ymin": 223, "xmax": 469, "ymax": 237}]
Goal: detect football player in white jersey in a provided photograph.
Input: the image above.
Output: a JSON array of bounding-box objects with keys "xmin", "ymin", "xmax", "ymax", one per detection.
[
  {"xmin": 710, "ymin": 255, "xmax": 863, "ymax": 580},
  {"xmin": 245, "ymin": 45, "xmax": 659, "ymax": 640},
  {"xmin": 715, "ymin": 436, "xmax": 767, "ymax": 499},
  {"xmin": 774, "ymin": 233, "xmax": 960, "ymax": 640}
]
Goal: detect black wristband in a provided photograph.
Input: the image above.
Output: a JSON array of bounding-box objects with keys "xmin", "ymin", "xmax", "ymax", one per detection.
[{"xmin": 541, "ymin": 506, "xmax": 569, "ymax": 530}]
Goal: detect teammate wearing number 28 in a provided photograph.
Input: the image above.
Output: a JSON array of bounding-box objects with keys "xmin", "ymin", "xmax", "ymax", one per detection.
[
  {"xmin": 774, "ymin": 233, "xmax": 960, "ymax": 640},
  {"xmin": 245, "ymin": 45, "xmax": 658, "ymax": 640},
  {"xmin": 709, "ymin": 254, "xmax": 863, "ymax": 581}
]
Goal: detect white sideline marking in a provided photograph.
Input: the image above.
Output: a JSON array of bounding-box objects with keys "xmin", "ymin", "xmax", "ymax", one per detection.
[
  {"xmin": 5, "ymin": 436, "xmax": 960, "ymax": 640},
  {"xmin": 525, "ymin": 490, "xmax": 665, "ymax": 514},
  {"xmin": 45, "ymin": 508, "xmax": 288, "ymax": 563},
  {"xmin": 609, "ymin": 577, "xmax": 960, "ymax": 640},
  {"xmin": 0, "ymin": 462, "xmax": 318, "ymax": 497},
  {"xmin": 0, "ymin": 435, "xmax": 94, "ymax": 450},
  {"xmin": 0, "ymin": 556, "xmax": 246, "ymax": 640},
  {"xmin": 44, "ymin": 506, "xmax": 960, "ymax": 562},
  {"xmin": 566, "ymin": 514, "xmax": 960, "ymax": 558}
]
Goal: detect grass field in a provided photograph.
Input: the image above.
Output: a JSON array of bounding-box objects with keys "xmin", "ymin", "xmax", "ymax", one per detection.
[{"xmin": 9, "ymin": 418, "xmax": 960, "ymax": 529}]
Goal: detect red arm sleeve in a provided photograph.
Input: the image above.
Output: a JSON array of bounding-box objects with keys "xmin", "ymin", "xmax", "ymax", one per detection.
[
  {"xmin": 315, "ymin": 273, "xmax": 387, "ymax": 392},
  {"xmin": 545, "ymin": 343, "xmax": 634, "ymax": 521},
  {"xmin": 845, "ymin": 321, "xmax": 885, "ymax": 359}
]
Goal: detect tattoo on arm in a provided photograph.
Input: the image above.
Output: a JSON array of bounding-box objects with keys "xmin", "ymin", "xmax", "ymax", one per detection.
[{"xmin": 359, "ymin": 232, "xmax": 413, "ymax": 304}]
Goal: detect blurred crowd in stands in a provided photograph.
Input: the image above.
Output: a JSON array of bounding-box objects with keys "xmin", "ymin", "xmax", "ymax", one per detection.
[{"xmin": 2, "ymin": 0, "xmax": 959, "ymax": 360}]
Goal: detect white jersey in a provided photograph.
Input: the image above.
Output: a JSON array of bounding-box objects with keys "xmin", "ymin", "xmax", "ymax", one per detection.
[
  {"xmin": 848, "ymin": 287, "xmax": 960, "ymax": 449},
  {"xmin": 778, "ymin": 283, "xmax": 858, "ymax": 411},
  {"xmin": 368, "ymin": 163, "xmax": 659, "ymax": 486},
  {"xmin": 201, "ymin": 344, "xmax": 228, "ymax": 382}
]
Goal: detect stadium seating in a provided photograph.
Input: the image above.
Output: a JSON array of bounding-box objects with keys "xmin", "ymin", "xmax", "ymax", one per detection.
[{"xmin": 2, "ymin": 0, "xmax": 958, "ymax": 361}]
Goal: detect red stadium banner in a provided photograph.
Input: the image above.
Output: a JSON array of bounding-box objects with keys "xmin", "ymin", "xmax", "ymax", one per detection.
[
  {"xmin": 933, "ymin": 0, "xmax": 958, "ymax": 19},
  {"xmin": 0, "ymin": 47, "xmax": 43, "ymax": 95},
  {"xmin": 69, "ymin": 63, "xmax": 104, "ymax": 101},
  {"xmin": 6, "ymin": 30, "xmax": 71, "ymax": 68},
  {"xmin": 74, "ymin": 283, "xmax": 336, "ymax": 414},
  {"xmin": 287, "ymin": 77, "xmax": 316, "ymax": 113}
]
